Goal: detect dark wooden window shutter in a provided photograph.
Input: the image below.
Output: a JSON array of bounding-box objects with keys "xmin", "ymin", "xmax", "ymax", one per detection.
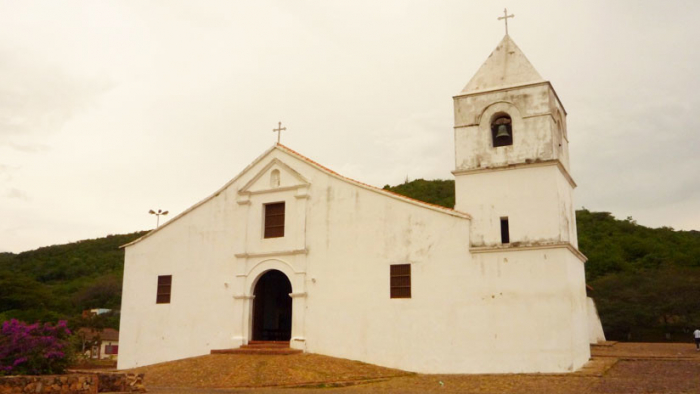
[
  {"xmin": 390, "ymin": 264, "xmax": 411, "ymax": 299},
  {"xmin": 264, "ymin": 202, "xmax": 285, "ymax": 238},
  {"xmin": 156, "ymin": 275, "xmax": 172, "ymax": 304}
]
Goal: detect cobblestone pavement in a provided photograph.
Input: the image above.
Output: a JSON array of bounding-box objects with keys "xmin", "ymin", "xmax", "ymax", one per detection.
[{"xmin": 144, "ymin": 343, "xmax": 700, "ymax": 394}]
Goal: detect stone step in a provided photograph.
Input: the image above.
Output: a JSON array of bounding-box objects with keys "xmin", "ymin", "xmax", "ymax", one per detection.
[
  {"xmin": 211, "ymin": 347, "xmax": 302, "ymax": 355},
  {"xmin": 210, "ymin": 340, "xmax": 300, "ymax": 355},
  {"xmin": 243, "ymin": 343, "xmax": 290, "ymax": 349},
  {"xmin": 248, "ymin": 340, "xmax": 291, "ymax": 346}
]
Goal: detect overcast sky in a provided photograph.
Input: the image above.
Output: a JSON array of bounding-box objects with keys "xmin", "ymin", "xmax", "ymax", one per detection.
[{"xmin": 1, "ymin": 0, "xmax": 698, "ymax": 253}]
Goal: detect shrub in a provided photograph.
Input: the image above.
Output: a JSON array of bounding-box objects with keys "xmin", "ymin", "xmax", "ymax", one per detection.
[{"xmin": 0, "ymin": 319, "xmax": 72, "ymax": 375}]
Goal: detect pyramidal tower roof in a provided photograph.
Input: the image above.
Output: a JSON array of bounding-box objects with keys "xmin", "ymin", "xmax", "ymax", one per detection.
[{"xmin": 461, "ymin": 35, "xmax": 544, "ymax": 94}]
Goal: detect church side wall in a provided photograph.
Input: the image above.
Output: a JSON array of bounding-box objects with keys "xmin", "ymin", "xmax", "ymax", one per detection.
[
  {"xmin": 295, "ymin": 166, "xmax": 588, "ymax": 373},
  {"xmin": 456, "ymin": 249, "xmax": 589, "ymax": 373},
  {"xmin": 118, "ymin": 182, "xmax": 242, "ymax": 369},
  {"xmin": 299, "ymin": 171, "xmax": 474, "ymax": 373}
]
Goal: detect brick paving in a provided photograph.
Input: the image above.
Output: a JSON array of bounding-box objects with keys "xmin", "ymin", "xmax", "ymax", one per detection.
[{"xmin": 133, "ymin": 343, "xmax": 700, "ymax": 394}]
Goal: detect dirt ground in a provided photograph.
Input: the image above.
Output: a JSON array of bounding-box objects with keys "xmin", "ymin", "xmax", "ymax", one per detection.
[{"xmin": 131, "ymin": 342, "xmax": 700, "ymax": 394}]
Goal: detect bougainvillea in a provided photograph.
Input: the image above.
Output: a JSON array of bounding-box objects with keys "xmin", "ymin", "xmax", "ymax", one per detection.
[{"xmin": 0, "ymin": 319, "xmax": 72, "ymax": 375}]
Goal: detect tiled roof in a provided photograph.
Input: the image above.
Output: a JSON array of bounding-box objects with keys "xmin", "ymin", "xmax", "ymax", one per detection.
[
  {"xmin": 77, "ymin": 327, "xmax": 119, "ymax": 342},
  {"xmin": 276, "ymin": 144, "xmax": 470, "ymax": 218},
  {"xmin": 122, "ymin": 143, "xmax": 469, "ymax": 248}
]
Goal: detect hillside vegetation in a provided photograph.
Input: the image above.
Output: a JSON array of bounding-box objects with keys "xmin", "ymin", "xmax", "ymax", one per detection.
[
  {"xmin": 0, "ymin": 231, "xmax": 147, "ymax": 328},
  {"xmin": 1, "ymin": 179, "xmax": 699, "ymax": 341},
  {"xmin": 385, "ymin": 179, "xmax": 700, "ymax": 341}
]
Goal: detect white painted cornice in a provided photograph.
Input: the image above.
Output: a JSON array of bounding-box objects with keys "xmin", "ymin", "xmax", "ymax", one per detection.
[
  {"xmin": 470, "ymin": 242, "xmax": 587, "ymax": 263},
  {"xmin": 452, "ymin": 159, "xmax": 576, "ymax": 189}
]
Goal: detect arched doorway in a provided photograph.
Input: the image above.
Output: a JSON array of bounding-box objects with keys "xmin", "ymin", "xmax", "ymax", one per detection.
[{"xmin": 252, "ymin": 270, "xmax": 292, "ymax": 341}]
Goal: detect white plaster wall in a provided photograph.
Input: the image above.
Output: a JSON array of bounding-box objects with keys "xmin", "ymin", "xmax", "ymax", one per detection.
[
  {"xmin": 587, "ymin": 297, "xmax": 607, "ymax": 344},
  {"xmin": 302, "ymin": 200, "xmax": 590, "ymax": 374},
  {"xmin": 455, "ymin": 165, "xmax": 575, "ymax": 247},
  {"xmin": 556, "ymin": 167, "xmax": 579, "ymax": 248},
  {"xmin": 118, "ymin": 180, "xmax": 244, "ymax": 369},
  {"xmin": 119, "ymin": 147, "xmax": 589, "ymax": 374}
]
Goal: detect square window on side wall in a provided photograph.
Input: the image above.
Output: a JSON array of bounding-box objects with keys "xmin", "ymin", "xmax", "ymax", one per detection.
[
  {"xmin": 390, "ymin": 264, "xmax": 411, "ymax": 299},
  {"xmin": 156, "ymin": 275, "xmax": 172, "ymax": 304}
]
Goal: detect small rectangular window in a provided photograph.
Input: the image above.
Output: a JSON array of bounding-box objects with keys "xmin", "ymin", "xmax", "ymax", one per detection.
[
  {"xmin": 500, "ymin": 217, "xmax": 510, "ymax": 244},
  {"xmin": 264, "ymin": 202, "xmax": 285, "ymax": 238},
  {"xmin": 156, "ymin": 275, "xmax": 172, "ymax": 304},
  {"xmin": 390, "ymin": 264, "xmax": 411, "ymax": 299}
]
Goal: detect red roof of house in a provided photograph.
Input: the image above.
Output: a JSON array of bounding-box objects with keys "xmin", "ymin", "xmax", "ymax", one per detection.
[{"xmin": 77, "ymin": 328, "xmax": 119, "ymax": 342}]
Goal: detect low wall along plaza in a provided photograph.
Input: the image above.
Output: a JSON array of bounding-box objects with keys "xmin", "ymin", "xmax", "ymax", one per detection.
[
  {"xmin": 0, "ymin": 374, "xmax": 97, "ymax": 394},
  {"xmin": 0, "ymin": 372, "xmax": 145, "ymax": 393}
]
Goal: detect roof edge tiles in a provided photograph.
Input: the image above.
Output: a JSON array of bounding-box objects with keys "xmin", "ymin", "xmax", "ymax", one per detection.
[
  {"xmin": 276, "ymin": 144, "xmax": 470, "ymax": 219},
  {"xmin": 121, "ymin": 144, "xmax": 469, "ymax": 248}
]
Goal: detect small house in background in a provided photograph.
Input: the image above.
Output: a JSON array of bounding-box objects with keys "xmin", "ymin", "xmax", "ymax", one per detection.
[
  {"xmin": 81, "ymin": 308, "xmax": 113, "ymax": 318},
  {"xmin": 77, "ymin": 328, "xmax": 119, "ymax": 360}
]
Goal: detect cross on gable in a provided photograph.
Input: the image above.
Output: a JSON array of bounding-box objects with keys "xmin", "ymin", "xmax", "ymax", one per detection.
[
  {"xmin": 498, "ymin": 8, "xmax": 515, "ymax": 35},
  {"xmin": 273, "ymin": 121, "xmax": 286, "ymax": 144}
]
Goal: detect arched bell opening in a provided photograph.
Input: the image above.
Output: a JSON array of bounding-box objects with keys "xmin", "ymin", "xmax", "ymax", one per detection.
[
  {"xmin": 491, "ymin": 113, "xmax": 513, "ymax": 147},
  {"xmin": 252, "ymin": 269, "xmax": 292, "ymax": 341}
]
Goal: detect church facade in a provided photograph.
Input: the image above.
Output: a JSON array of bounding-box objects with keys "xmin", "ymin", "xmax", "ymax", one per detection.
[{"xmin": 118, "ymin": 35, "xmax": 596, "ymax": 374}]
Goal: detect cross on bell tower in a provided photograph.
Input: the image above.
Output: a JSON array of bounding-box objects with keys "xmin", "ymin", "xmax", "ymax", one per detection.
[{"xmin": 498, "ymin": 8, "xmax": 515, "ymax": 35}]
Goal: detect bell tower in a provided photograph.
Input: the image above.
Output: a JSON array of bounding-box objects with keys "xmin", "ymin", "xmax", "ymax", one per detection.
[{"xmin": 453, "ymin": 35, "xmax": 577, "ymax": 249}]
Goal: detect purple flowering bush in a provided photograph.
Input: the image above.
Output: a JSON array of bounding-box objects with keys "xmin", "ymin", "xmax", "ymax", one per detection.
[{"xmin": 0, "ymin": 319, "xmax": 73, "ymax": 375}]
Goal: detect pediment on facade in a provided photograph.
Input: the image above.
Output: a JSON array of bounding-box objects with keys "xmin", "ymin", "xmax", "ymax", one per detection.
[{"xmin": 237, "ymin": 158, "xmax": 310, "ymax": 196}]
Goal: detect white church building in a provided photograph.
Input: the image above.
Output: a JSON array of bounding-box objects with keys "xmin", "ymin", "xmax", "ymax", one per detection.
[{"xmin": 118, "ymin": 35, "xmax": 604, "ymax": 374}]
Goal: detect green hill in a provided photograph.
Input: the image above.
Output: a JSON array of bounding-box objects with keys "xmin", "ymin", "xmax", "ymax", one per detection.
[
  {"xmin": 0, "ymin": 231, "xmax": 147, "ymax": 327},
  {"xmin": 385, "ymin": 179, "xmax": 700, "ymax": 341}
]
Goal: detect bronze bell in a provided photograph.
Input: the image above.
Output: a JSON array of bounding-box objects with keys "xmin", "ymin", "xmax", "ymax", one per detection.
[{"xmin": 495, "ymin": 124, "xmax": 511, "ymax": 139}]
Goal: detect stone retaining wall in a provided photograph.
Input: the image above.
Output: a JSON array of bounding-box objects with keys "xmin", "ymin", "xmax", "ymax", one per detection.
[
  {"xmin": 94, "ymin": 372, "xmax": 145, "ymax": 392},
  {"xmin": 0, "ymin": 372, "xmax": 145, "ymax": 393},
  {"xmin": 0, "ymin": 374, "xmax": 97, "ymax": 393}
]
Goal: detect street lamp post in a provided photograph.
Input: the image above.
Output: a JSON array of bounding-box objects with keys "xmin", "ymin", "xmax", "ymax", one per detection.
[{"xmin": 149, "ymin": 209, "xmax": 169, "ymax": 228}]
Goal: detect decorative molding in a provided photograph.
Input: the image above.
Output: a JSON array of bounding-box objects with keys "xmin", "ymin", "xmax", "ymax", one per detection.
[
  {"xmin": 238, "ymin": 158, "xmax": 310, "ymax": 195},
  {"xmin": 295, "ymin": 194, "xmax": 310, "ymax": 199},
  {"xmin": 470, "ymin": 242, "xmax": 587, "ymax": 263},
  {"xmin": 236, "ymin": 199, "xmax": 251, "ymax": 205},
  {"xmin": 234, "ymin": 248, "xmax": 309, "ymax": 259},
  {"xmin": 452, "ymin": 159, "xmax": 576, "ymax": 189},
  {"xmin": 453, "ymin": 81, "xmax": 567, "ymax": 116},
  {"xmin": 289, "ymin": 292, "xmax": 307, "ymax": 298},
  {"xmin": 240, "ymin": 184, "xmax": 307, "ymax": 196}
]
